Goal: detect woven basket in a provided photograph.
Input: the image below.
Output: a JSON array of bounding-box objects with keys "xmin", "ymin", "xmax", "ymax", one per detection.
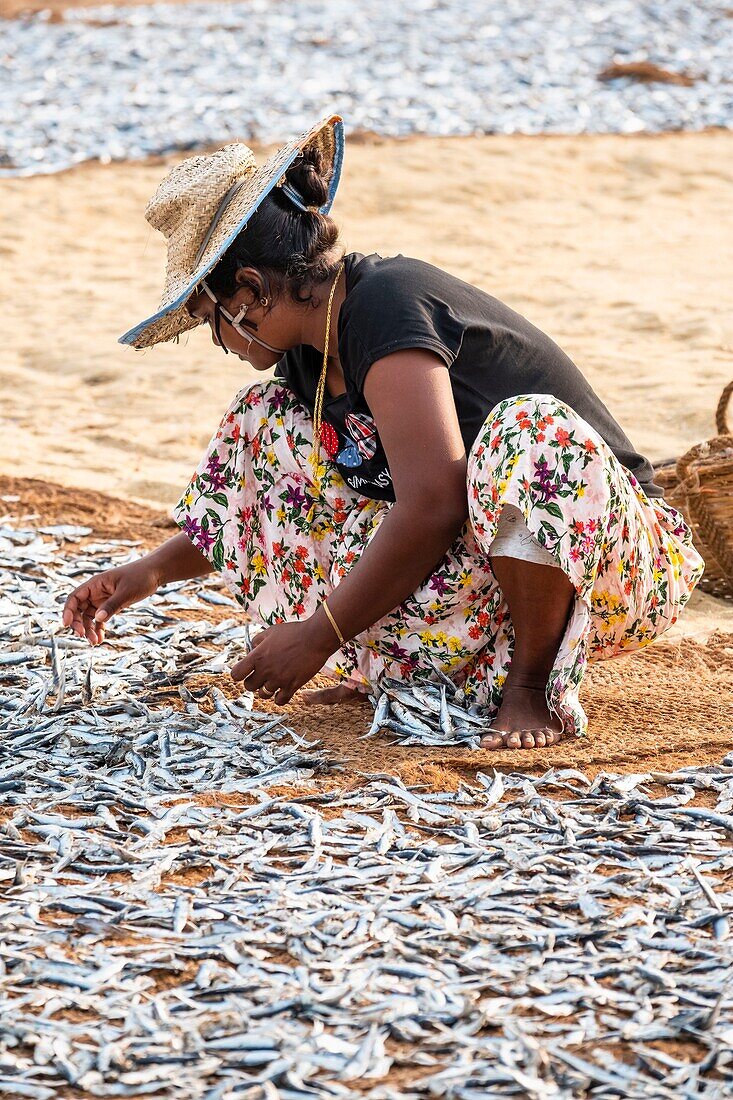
[{"xmin": 652, "ymin": 381, "xmax": 733, "ymax": 599}]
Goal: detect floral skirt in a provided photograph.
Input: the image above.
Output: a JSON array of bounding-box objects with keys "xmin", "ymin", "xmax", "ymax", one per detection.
[{"xmin": 172, "ymin": 380, "xmax": 705, "ymax": 737}]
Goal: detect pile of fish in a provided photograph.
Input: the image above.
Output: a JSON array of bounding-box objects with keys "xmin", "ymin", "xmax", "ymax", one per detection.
[
  {"xmin": 2, "ymin": 517, "xmax": 733, "ymax": 1098},
  {"xmin": 367, "ymin": 676, "xmax": 493, "ymax": 749},
  {"xmin": 1, "ymin": 0, "xmax": 731, "ymax": 176}
]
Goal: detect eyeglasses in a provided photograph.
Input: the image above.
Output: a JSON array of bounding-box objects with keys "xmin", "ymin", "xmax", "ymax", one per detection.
[
  {"xmin": 200, "ymin": 279, "xmax": 252, "ymax": 354},
  {"xmin": 198, "ymin": 280, "xmax": 286, "ymax": 356}
]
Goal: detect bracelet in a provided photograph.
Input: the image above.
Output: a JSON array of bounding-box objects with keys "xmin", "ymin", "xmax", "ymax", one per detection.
[{"xmin": 322, "ymin": 599, "xmax": 346, "ymax": 647}]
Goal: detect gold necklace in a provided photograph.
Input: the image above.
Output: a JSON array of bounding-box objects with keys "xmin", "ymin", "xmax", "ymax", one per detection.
[{"xmin": 311, "ymin": 259, "xmax": 345, "ymax": 470}]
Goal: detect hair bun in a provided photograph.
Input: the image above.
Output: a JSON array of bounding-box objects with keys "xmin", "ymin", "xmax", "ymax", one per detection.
[{"xmin": 284, "ymin": 145, "xmax": 329, "ymax": 209}]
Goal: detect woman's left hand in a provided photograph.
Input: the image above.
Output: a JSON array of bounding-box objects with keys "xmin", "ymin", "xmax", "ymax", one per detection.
[{"xmin": 230, "ymin": 620, "xmax": 336, "ymax": 705}]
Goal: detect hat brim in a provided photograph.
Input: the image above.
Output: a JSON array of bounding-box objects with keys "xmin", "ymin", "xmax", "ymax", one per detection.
[{"xmin": 119, "ymin": 115, "xmax": 344, "ymax": 350}]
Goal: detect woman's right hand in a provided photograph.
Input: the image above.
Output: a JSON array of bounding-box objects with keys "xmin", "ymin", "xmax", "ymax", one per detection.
[{"xmin": 62, "ymin": 559, "xmax": 162, "ymax": 645}]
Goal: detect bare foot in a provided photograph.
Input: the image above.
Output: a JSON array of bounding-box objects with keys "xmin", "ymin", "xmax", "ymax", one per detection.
[
  {"xmin": 481, "ymin": 680, "xmax": 564, "ymax": 750},
  {"xmin": 300, "ymin": 684, "xmax": 371, "ymax": 706}
]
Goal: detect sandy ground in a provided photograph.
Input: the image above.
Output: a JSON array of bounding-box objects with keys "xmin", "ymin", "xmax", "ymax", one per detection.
[{"xmin": 2, "ymin": 131, "xmax": 731, "ymax": 508}]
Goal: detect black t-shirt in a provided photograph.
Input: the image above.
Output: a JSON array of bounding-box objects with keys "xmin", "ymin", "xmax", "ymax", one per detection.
[{"xmin": 274, "ymin": 251, "xmax": 663, "ymax": 502}]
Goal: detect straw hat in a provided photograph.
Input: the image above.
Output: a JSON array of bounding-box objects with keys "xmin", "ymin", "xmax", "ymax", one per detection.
[{"xmin": 119, "ymin": 114, "xmax": 344, "ymax": 350}]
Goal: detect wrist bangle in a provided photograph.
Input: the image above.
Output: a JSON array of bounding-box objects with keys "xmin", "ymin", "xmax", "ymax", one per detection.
[{"xmin": 322, "ymin": 599, "xmax": 346, "ymax": 647}]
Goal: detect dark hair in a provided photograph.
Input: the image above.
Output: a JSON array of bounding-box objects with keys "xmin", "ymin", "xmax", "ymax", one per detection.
[{"xmin": 207, "ymin": 144, "xmax": 341, "ymax": 307}]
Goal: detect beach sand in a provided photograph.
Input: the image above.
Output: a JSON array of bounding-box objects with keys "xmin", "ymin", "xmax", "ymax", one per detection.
[
  {"xmin": 2, "ymin": 131, "xmax": 732, "ymax": 770},
  {"xmin": 2, "ymin": 131, "xmax": 731, "ymax": 505}
]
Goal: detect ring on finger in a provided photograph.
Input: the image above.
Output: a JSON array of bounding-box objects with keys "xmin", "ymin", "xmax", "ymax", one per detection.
[{"xmin": 260, "ymin": 685, "xmax": 275, "ymax": 698}]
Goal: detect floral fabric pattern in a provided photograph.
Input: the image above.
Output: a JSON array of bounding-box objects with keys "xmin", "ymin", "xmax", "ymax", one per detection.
[{"xmin": 173, "ymin": 380, "xmax": 705, "ymax": 738}]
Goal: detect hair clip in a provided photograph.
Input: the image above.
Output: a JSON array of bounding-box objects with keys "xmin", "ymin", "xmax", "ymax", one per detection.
[{"xmin": 279, "ymin": 179, "xmax": 318, "ymax": 214}]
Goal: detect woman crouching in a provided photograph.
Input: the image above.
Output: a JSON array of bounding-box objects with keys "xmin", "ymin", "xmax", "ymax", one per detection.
[{"xmin": 62, "ymin": 115, "xmax": 705, "ymax": 750}]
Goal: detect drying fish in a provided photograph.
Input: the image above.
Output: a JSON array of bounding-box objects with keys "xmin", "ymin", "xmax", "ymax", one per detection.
[
  {"xmin": 1, "ymin": 0, "xmax": 731, "ymax": 177},
  {"xmin": 1, "ymin": 519, "xmax": 732, "ymax": 1098},
  {"xmin": 368, "ymin": 675, "xmax": 489, "ymax": 746}
]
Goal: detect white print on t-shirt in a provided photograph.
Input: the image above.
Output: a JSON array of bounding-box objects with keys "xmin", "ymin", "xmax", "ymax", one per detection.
[{"xmin": 344, "ymin": 469, "xmax": 393, "ymax": 490}]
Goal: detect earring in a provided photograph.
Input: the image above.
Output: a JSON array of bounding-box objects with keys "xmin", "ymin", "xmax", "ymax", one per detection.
[{"xmin": 260, "ymin": 297, "xmax": 269, "ymax": 307}]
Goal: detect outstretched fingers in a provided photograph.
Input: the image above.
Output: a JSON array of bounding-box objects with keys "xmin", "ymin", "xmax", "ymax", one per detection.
[
  {"xmin": 63, "ymin": 587, "xmax": 92, "ymax": 641},
  {"xmin": 62, "ymin": 572, "xmax": 129, "ymax": 647}
]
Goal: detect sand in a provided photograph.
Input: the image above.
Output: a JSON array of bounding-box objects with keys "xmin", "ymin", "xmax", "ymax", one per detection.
[{"xmin": 2, "ymin": 131, "xmax": 732, "ymax": 507}]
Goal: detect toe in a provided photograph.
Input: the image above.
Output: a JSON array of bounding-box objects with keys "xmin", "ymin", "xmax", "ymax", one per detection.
[
  {"xmin": 533, "ymin": 730, "xmax": 547, "ymax": 747},
  {"xmin": 481, "ymin": 730, "xmax": 505, "ymax": 750},
  {"xmin": 520, "ymin": 731, "xmax": 536, "ymax": 749},
  {"xmin": 544, "ymin": 727, "xmax": 561, "ymax": 745},
  {"xmin": 505, "ymin": 731, "xmax": 522, "ymax": 750}
]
